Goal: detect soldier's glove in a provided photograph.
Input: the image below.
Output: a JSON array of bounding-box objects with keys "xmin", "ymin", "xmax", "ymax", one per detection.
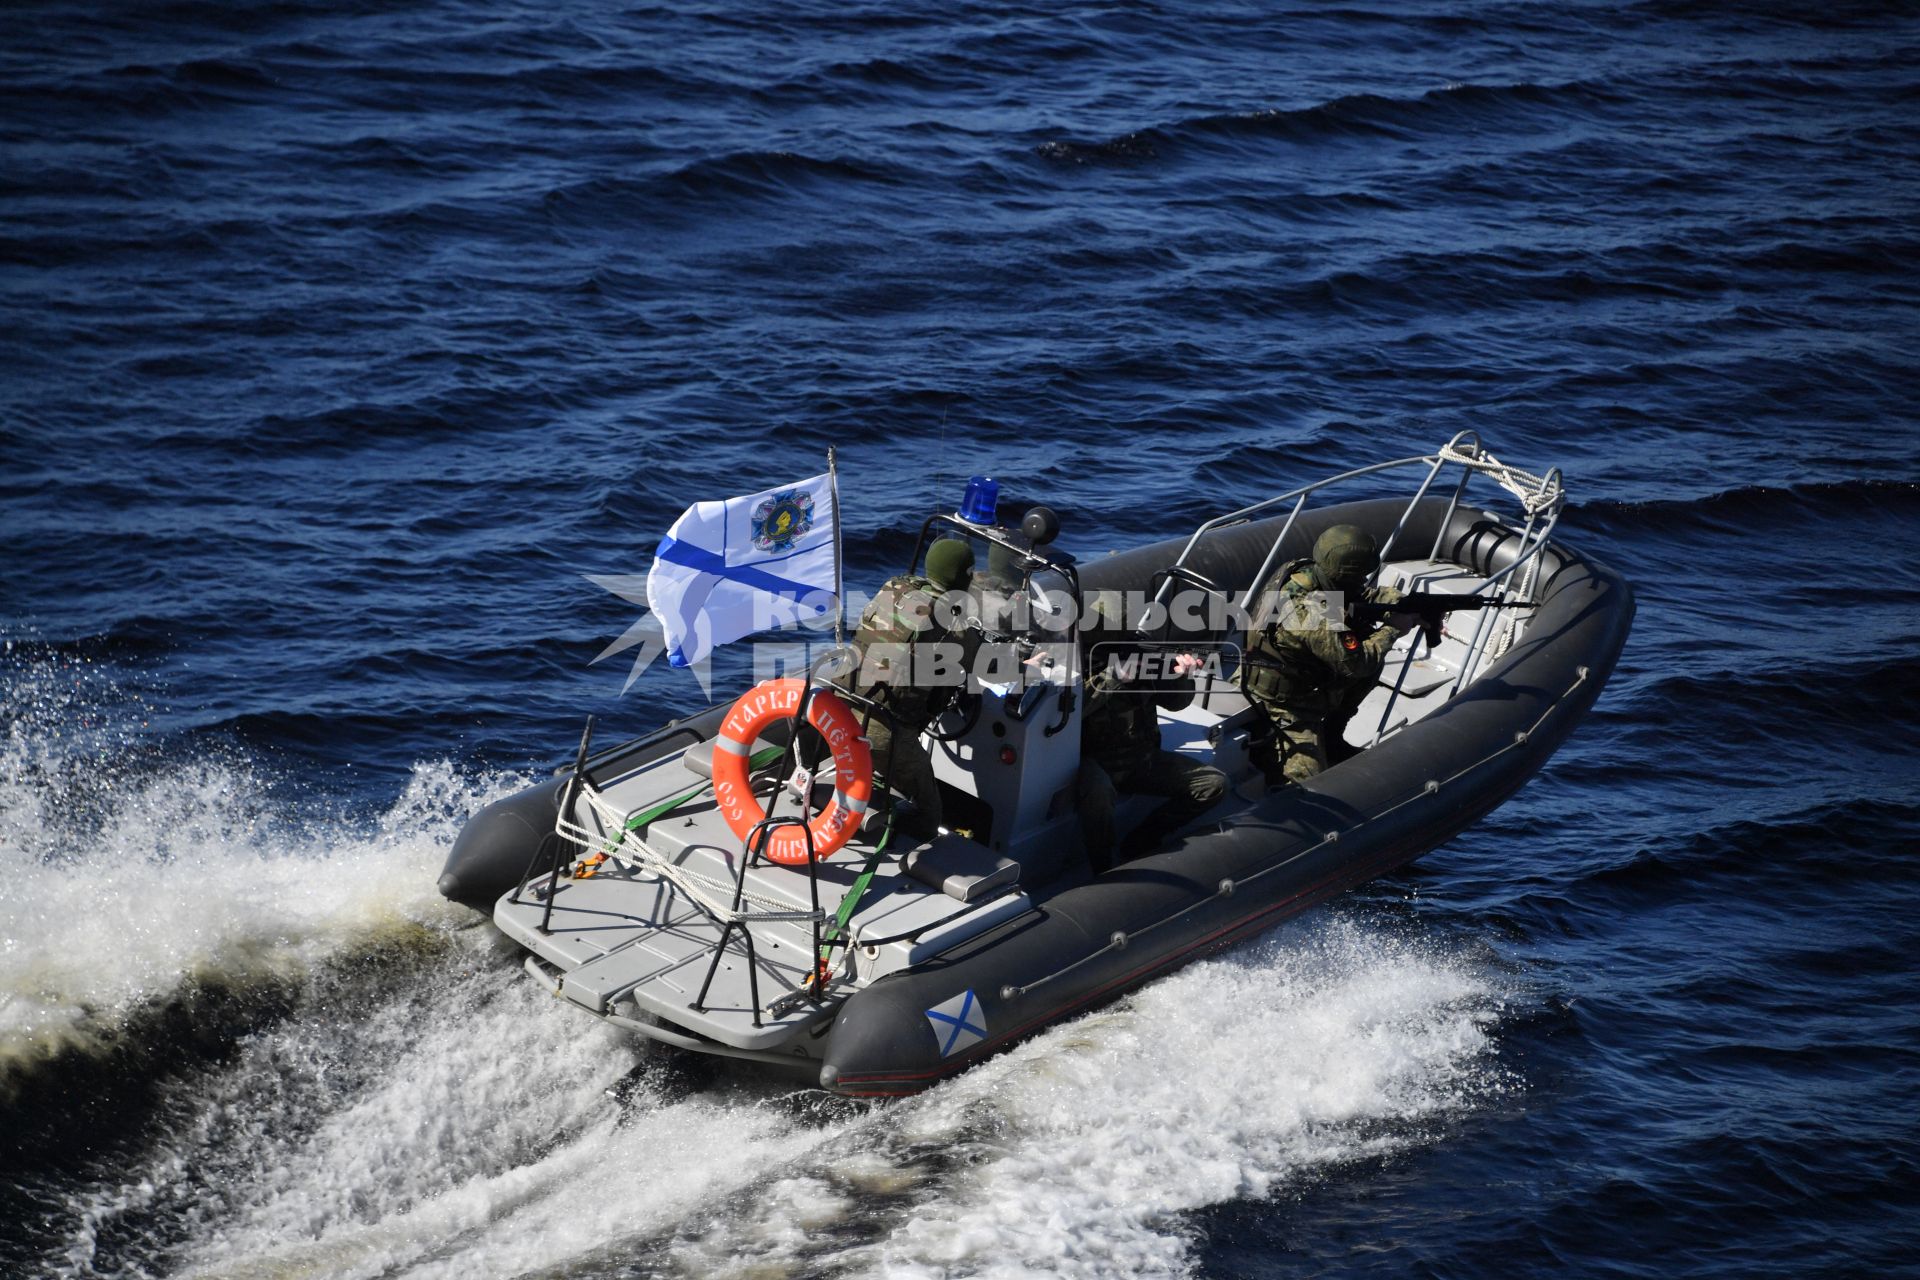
[{"xmin": 1383, "ymin": 609, "xmax": 1427, "ymax": 636}]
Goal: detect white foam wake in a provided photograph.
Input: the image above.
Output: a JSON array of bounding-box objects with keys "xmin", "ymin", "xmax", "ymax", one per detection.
[
  {"xmin": 0, "ymin": 653, "xmax": 510, "ymax": 1076},
  {"xmin": 56, "ymin": 912, "xmax": 1505, "ymax": 1280},
  {"xmin": 475, "ymin": 915, "xmax": 1508, "ymax": 1280},
  {"xmin": 48, "ymin": 906, "xmax": 1505, "ymax": 1280},
  {"xmin": 857, "ymin": 916, "xmax": 1507, "ymax": 1279},
  {"xmin": 58, "ymin": 931, "xmax": 854, "ymax": 1280}
]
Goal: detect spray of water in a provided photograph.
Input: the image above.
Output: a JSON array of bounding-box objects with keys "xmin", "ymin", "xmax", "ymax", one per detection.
[
  {"xmin": 0, "ymin": 646, "xmax": 523, "ymax": 1082},
  {"xmin": 860, "ymin": 919, "xmax": 1507, "ymax": 1278},
  {"xmin": 49, "ymin": 914, "xmax": 1504, "ymax": 1280}
]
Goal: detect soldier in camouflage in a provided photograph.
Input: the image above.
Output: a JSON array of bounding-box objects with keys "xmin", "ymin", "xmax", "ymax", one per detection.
[
  {"xmin": 1077, "ymin": 619, "xmax": 1230, "ymax": 872},
  {"xmin": 833, "ymin": 537, "xmax": 976, "ymax": 831},
  {"xmin": 1244, "ymin": 524, "xmax": 1414, "ymax": 785}
]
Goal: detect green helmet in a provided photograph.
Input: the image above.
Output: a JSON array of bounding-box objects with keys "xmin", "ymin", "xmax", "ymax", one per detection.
[
  {"xmin": 1312, "ymin": 524, "xmax": 1379, "ymax": 594},
  {"xmin": 925, "ymin": 538, "xmax": 976, "ymax": 591}
]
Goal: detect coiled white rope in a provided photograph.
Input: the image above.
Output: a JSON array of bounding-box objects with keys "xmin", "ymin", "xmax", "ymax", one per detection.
[
  {"xmin": 1437, "ymin": 442, "xmax": 1564, "ymax": 517},
  {"xmin": 555, "ymin": 780, "xmax": 826, "ymax": 925}
]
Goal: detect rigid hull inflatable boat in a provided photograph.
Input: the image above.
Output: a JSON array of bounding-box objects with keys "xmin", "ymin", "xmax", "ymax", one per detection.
[{"xmin": 438, "ymin": 439, "xmax": 1633, "ymax": 1095}]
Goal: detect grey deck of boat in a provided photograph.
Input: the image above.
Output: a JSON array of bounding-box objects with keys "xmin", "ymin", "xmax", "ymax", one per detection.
[{"xmin": 495, "ymin": 749, "xmax": 1036, "ymax": 1051}]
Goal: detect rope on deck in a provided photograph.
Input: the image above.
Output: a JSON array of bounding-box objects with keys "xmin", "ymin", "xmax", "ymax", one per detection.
[{"xmin": 555, "ymin": 780, "xmax": 827, "ymax": 927}]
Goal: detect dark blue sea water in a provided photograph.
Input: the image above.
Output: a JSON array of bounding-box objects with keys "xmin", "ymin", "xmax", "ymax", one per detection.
[{"xmin": 4, "ymin": 1, "xmax": 1918, "ymax": 1276}]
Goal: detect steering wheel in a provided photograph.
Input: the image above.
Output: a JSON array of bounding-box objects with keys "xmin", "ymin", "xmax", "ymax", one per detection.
[{"xmin": 926, "ymin": 688, "xmax": 982, "ymax": 742}]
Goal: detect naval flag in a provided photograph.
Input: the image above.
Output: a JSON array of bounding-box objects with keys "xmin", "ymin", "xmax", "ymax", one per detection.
[{"xmin": 645, "ymin": 471, "xmax": 839, "ymax": 669}]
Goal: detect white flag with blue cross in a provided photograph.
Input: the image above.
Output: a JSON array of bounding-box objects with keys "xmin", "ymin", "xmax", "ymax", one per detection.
[{"xmin": 645, "ymin": 471, "xmax": 838, "ymax": 669}]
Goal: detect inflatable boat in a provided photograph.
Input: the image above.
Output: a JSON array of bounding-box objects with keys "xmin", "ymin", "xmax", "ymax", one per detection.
[{"xmin": 437, "ymin": 437, "xmax": 1633, "ymax": 1095}]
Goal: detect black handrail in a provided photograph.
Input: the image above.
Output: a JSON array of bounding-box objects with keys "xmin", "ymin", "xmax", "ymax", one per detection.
[
  {"xmin": 690, "ymin": 816, "xmax": 817, "ymax": 1027},
  {"xmin": 509, "ymin": 716, "xmax": 594, "ymax": 927}
]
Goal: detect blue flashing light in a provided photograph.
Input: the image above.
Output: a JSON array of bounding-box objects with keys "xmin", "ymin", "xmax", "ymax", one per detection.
[{"xmin": 958, "ymin": 475, "xmax": 999, "ymax": 525}]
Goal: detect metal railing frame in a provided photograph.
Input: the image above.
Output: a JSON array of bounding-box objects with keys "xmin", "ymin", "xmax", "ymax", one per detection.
[
  {"xmin": 1148, "ymin": 432, "xmax": 1565, "ymax": 742},
  {"xmin": 690, "ymin": 650, "xmax": 907, "ymax": 1019},
  {"xmin": 518, "ymin": 647, "xmax": 910, "ymax": 1025}
]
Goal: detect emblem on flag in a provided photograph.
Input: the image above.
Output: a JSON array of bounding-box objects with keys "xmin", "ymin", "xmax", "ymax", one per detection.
[{"xmin": 751, "ymin": 488, "xmax": 815, "ymax": 554}]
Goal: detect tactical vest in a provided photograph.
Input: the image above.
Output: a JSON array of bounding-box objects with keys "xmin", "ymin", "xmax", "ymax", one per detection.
[
  {"xmin": 843, "ymin": 573, "xmax": 949, "ymax": 725},
  {"xmin": 1243, "ymin": 559, "xmax": 1343, "ymax": 722}
]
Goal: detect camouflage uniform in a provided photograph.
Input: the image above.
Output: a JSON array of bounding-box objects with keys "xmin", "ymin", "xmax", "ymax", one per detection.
[
  {"xmin": 1078, "ymin": 663, "xmax": 1229, "ymax": 871},
  {"xmin": 834, "ymin": 544, "xmax": 973, "ymax": 829},
  {"xmin": 1244, "ymin": 528, "xmax": 1406, "ymax": 785}
]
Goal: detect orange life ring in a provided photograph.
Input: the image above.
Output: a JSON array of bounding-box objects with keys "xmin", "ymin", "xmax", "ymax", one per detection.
[{"xmin": 711, "ymin": 679, "xmax": 874, "ymax": 865}]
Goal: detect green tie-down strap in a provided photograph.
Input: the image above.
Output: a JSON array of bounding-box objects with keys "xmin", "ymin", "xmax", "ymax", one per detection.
[
  {"xmin": 596, "ymin": 745, "xmax": 790, "ymax": 855},
  {"xmin": 819, "ymin": 816, "xmax": 894, "ymax": 967}
]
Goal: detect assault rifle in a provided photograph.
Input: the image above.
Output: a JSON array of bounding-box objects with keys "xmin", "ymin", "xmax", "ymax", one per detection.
[{"xmin": 1349, "ymin": 592, "xmax": 1536, "ymax": 648}]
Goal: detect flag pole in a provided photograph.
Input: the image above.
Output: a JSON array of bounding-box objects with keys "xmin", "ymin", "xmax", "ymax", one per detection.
[{"xmin": 828, "ymin": 446, "xmax": 845, "ymax": 648}]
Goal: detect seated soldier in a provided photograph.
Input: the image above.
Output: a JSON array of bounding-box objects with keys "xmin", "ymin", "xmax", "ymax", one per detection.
[
  {"xmin": 1243, "ymin": 524, "xmax": 1416, "ymax": 785},
  {"xmin": 833, "ymin": 537, "xmax": 976, "ymax": 832},
  {"xmin": 1077, "ymin": 621, "xmax": 1230, "ymax": 873}
]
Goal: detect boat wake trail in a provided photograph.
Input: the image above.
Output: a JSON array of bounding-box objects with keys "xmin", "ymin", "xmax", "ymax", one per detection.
[
  {"xmin": 846, "ymin": 919, "xmax": 1509, "ymax": 1279},
  {"xmin": 627, "ymin": 918, "xmax": 1509, "ymax": 1280},
  {"xmin": 39, "ymin": 900, "xmax": 1504, "ymax": 1280},
  {"xmin": 53, "ymin": 939, "xmax": 811, "ymax": 1279},
  {"xmin": 0, "ymin": 652, "xmax": 502, "ymax": 1083},
  {"xmin": 50, "ymin": 927, "xmax": 837, "ymax": 1279}
]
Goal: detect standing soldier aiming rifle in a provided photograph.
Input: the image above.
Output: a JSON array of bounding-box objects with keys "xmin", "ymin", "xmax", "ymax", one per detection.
[{"xmin": 1244, "ymin": 524, "xmax": 1421, "ymax": 785}]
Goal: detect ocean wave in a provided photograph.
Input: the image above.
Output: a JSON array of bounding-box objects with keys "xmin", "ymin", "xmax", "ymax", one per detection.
[
  {"xmin": 1617, "ymin": 651, "xmax": 1920, "ymax": 726},
  {"xmin": 757, "ymin": 54, "xmax": 958, "ymax": 107},
  {"xmin": 1190, "ymin": 79, "xmax": 1621, "ymax": 140},
  {"xmin": 1037, "ymin": 78, "xmax": 1622, "ymax": 168},
  {"xmin": 1619, "ymin": 0, "xmax": 1896, "ymax": 31},
  {"xmin": 538, "ymin": 150, "xmax": 901, "ymax": 226},
  {"xmin": 1570, "ymin": 797, "xmax": 1920, "ymax": 899},
  {"xmin": 1571, "ymin": 478, "xmax": 1920, "ymax": 539},
  {"xmin": 171, "ymin": 57, "xmax": 280, "ymax": 92},
  {"xmin": 248, "ymin": 389, "xmax": 530, "ymax": 453},
  {"xmin": 5, "ymin": 620, "xmax": 183, "ymax": 666},
  {"xmin": 1137, "ymin": 233, "xmax": 1763, "ymax": 329}
]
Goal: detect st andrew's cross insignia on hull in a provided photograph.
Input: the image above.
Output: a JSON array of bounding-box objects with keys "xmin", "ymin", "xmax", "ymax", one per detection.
[{"xmin": 925, "ymin": 988, "xmax": 988, "ymax": 1057}]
